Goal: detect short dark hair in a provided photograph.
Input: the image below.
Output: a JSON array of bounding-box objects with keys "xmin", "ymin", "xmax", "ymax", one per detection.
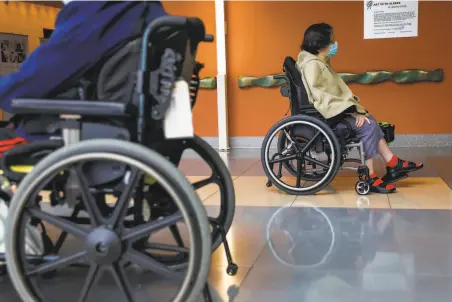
[{"xmin": 301, "ymin": 23, "xmax": 334, "ymax": 55}]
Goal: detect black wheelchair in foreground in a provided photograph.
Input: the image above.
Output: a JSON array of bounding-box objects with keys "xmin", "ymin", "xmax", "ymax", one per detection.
[
  {"xmin": 261, "ymin": 57, "xmax": 395, "ymax": 196},
  {"xmin": 0, "ymin": 16, "xmax": 237, "ymax": 302}
]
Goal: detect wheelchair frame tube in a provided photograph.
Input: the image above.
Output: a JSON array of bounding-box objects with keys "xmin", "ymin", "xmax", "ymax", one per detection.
[
  {"xmin": 61, "ymin": 115, "xmax": 81, "ymax": 145},
  {"xmin": 341, "ymin": 141, "xmax": 366, "ymax": 171},
  {"xmin": 137, "ymin": 16, "xmax": 188, "ymax": 143}
]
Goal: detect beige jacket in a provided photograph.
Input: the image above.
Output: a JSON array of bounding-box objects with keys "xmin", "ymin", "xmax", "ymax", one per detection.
[{"xmin": 296, "ymin": 51, "xmax": 367, "ymax": 119}]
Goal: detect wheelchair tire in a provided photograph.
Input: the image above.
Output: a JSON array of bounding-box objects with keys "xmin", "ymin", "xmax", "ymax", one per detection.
[
  {"xmin": 147, "ymin": 136, "xmax": 235, "ymax": 270},
  {"xmin": 262, "ymin": 115, "xmax": 341, "ymax": 195},
  {"xmin": 5, "ymin": 139, "xmax": 211, "ymax": 302},
  {"xmin": 183, "ymin": 136, "xmax": 235, "ymax": 252}
]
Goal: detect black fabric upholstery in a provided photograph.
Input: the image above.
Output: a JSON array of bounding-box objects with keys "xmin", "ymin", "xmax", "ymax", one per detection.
[
  {"xmin": 96, "ymin": 38, "xmax": 141, "ymax": 105},
  {"xmin": 283, "ymin": 57, "xmax": 311, "ymax": 115}
]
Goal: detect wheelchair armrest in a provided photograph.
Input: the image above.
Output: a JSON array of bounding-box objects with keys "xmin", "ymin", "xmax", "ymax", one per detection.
[
  {"xmin": 11, "ymin": 99, "xmax": 137, "ymax": 117},
  {"xmin": 299, "ymin": 104, "xmax": 319, "ymax": 115}
]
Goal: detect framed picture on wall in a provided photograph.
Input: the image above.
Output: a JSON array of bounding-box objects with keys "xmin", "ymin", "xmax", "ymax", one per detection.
[
  {"xmin": 0, "ymin": 33, "xmax": 28, "ymax": 77},
  {"xmin": 0, "ymin": 33, "xmax": 28, "ymax": 121}
]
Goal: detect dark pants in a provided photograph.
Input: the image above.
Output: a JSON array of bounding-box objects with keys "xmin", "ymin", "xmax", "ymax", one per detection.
[{"xmin": 341, "ymin": 114, "xmax": 385, "ymax": 160}]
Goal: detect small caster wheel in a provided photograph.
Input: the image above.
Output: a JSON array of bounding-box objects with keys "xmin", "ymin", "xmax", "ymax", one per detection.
[
  {"xmin": 0, "ymin": 264, "xmax": 6, "ymax": 276},
  {"xmin": 266, "ymin": 181, "xmax": 272, "ymax": 188},
  {"xmin": 226, "ymin": 263, "xmax": 238, "ymax": 276},
  {"xmin": 355, "ymin": 181, "xmax": 370, "ymax": 195}
]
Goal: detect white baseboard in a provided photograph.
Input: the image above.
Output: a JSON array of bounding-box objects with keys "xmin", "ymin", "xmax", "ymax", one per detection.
[{"xmin": 201, "ymin": 135, "xmax": 452, "ymax": 149}]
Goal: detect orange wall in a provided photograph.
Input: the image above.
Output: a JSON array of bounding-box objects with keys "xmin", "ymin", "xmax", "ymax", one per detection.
[
  {"xmin": 0, "ymin": 1, "xmax": 59, "ymax": 119},
  {"xmin": 0, "ymin": 2, "xmax": 59, "ymax": 52},
  {"xmin": 2, "ymin": 1, "xmax": 450, "ymax": 136},
  {"xmin": 225, "ymin": 1, "xmax": 452, "ymax": 136}
]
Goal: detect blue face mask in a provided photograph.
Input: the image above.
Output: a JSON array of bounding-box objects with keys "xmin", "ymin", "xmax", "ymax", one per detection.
[{"xmin": 328, "ymin": 42, "xmax": 338, "ymax": 57}]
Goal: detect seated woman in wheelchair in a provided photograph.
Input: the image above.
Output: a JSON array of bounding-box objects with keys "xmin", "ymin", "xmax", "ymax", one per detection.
[{"xmin": 296, "ymin": 23, "xmax": 423, "ymax": 194}]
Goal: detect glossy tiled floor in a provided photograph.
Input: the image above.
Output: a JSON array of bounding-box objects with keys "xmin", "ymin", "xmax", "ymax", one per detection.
[{"xmin": 2, "ymin": 147, "xmax": 452, "ymax": 301}]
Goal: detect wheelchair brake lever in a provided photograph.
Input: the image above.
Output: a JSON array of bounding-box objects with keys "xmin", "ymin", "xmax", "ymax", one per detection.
[{"xmin": 204, "ymin": 34, "xmax": 214, "ymax": 42}]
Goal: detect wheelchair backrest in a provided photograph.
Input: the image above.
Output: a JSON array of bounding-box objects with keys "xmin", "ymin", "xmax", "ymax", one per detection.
[
  {"xmin": 49, "ymin": 18, "xmax": 206, "ymax": 113},
  {"xmin": 20, "ymin": 17, "xmax": 209, "ymax": 139},
  {"xmin": 283, "ymin": 56, "xmax": 310, "ymax": 115},
  {"xmin": 96, "ymin": 21, "xmax": 205, "ymax": 111}
]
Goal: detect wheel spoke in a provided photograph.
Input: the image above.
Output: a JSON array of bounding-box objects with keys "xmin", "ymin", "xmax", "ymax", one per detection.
[
  {"xmin": 192, "ymin": 177, "xmax": 215, "ymax": 190},
  {"xmin": 170, "ymin": 225, "xmax": 185, "ymax": 247},
  {"xmin": 269, "ymin": 154, "xmax": 297, "ymax": 165},
  {"xmin": 304, "ymin": 155, "xmax": 330, "ymax": 169},
  {"xmin": 122, "ymin": 212, "xmax": 183, "ymax": 242},
  {"xmin": 301, "ymin": 131, "xmax": 321, "ymax": 153},
  {"xmin": 78, "ymin": 264, "xmax": 103, "ymax": 302},
  {"xmin": 109, "ymin": 168, "xmax": 142, "ymax": 229},
  {"xmin": 109, "ymin": 263, "xmax": 135, "ymax": 302},
  {"xmin": 145, "ymin": 243, "xmax": 189, "ymax": 254},
  {"xmin": 74, "ymin": 165, "xmax": 104, "ymax": 226},
  {"xmin": 26, "ymin": 250, "xmax": 87, "ymax": 277},
  {"xmin": 27, "ymin": 208, "xmax": 88, "ymax": 239},
  {"xmin": 124, "ymin": 249, "xmax": 184, "ymax": 281},
  {"xmin": 296, "ymin": 158, "xmax": 303, "ymax": 188}
]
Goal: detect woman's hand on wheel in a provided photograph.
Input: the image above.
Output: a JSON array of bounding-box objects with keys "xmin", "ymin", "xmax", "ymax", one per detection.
[{"xmin": 352, "ymin": 113, "xmax": 370, "ymax": 128}]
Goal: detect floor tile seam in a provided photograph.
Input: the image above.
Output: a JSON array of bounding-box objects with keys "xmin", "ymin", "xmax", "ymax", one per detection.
[
  {"xmin": 195, "ymin": 160, "xmax": 260, "ymax": 203},
  {"xmin": 233, "ymin": 243, "xmax": 270, "ymax": 296},
  {"xmin": 233, "ymin": 195, "xmax": 296, "ymax": 289},
  {"xmin": 439, "ymin": 175, "xmax": 452, "ymax": 191},
  {"xmin": 233, "ymin": 159, "xmax": 261, "ymax": 179},
  {"xmin": 387, "ymin": 193, "xmax": 417, "ymax": 291}
]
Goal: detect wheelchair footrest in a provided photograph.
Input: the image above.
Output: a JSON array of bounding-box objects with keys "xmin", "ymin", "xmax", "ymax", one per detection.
[{"xmin": 358, "ymin": 165, "xmax": 370, "ymax": 182}]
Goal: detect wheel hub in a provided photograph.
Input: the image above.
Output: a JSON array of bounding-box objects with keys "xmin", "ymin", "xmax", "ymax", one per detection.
[{"xmin": 85, "ymin": 227, "xmax": 123, "ymax": 265}]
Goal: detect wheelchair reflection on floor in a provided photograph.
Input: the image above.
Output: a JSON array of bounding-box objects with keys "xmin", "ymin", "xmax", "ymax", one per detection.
[
  {"xmin": 261, "ymin": 57, "xmax": 396, "ymax": 196},
  {"xmin": 266, "ymin": 200, "xmax": 394, "ymax": 271},
  {"xmin": 0, "ymin": 16, "xmax": 236, "ymax": 302}
]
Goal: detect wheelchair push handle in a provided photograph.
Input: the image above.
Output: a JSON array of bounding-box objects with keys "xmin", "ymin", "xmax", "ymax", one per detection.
[
  {"xmin": 273, "ymin": 75, "xmax": 287, "ymax": 81},
  {"xmin": 144, "ymin": 16, "xmax": 208, "ymax": 42}
]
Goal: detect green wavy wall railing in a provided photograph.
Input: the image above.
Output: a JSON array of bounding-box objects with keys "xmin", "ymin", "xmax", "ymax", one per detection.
[
  {"xmin": 200, "ymin": 69, "xmax": 443, "ymax": 89},
  {"xmin": 200, "ymin": 77, "xmax": 217, "ymax": 89},
  {"xmin": 237, "ymin": 69, "xmax": 444, "ymax": 89}
]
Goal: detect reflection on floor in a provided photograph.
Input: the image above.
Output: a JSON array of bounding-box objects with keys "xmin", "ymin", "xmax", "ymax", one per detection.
[{"xmin": 1, "ymin": 147, "xmax": 452, "ymax": 301}]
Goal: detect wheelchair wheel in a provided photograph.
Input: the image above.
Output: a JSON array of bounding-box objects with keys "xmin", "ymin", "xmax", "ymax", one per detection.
[
  {"xmin": 262, "ymin": 115, "xmax": 341, "ymax": 195},
  {"xmin": 5, "ymin": 139, "xmax": 211, "ymax": 302},
  {"xmin": 277, "ymin": 134, "xmax": 327, "ymax": 181},
  {"xmin": 355, "ymin": 181, "xmax": 370, "ymax": 195},
  {"xmin": 145, "ymin": 136, "xmax": 235, "ymax": 270}
]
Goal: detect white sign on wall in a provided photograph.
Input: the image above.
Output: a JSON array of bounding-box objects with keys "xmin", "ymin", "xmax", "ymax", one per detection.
[{"xmin": 364, "ymin": 0, "xmax": 418, "ymax": 39}]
